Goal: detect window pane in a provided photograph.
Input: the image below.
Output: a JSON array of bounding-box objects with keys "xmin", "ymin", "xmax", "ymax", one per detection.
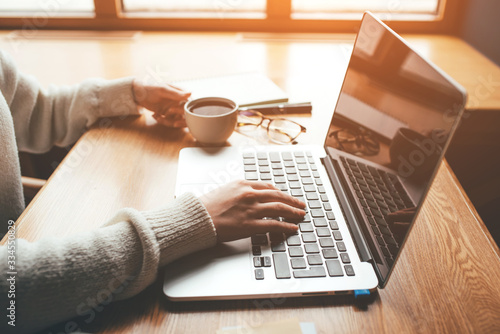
[
  {"xmin": 292, "ymin": 0, "xmax": 440, "ymax": 15},
  {"xmin": 0, "ymin": 0, "xmax": 94, "ymax": 13},
  {"xmin": 123, "ymin": 0, "xmax": 266, "ymax": 18}
]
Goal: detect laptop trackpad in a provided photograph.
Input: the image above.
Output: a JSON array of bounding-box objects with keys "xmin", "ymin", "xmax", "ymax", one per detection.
[
  {"xmin": 175, "ymin": 147, "xmax": 244, "ymax": 197},
  {"xmin": 163, "ymin": 239, "xmax": 251, "ymax": 299}
]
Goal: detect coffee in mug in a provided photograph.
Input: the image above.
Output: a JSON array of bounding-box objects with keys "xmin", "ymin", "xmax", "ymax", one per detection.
[{"xmin": 184, "ymin": 97, "xmax": 238, "ymax": 145}]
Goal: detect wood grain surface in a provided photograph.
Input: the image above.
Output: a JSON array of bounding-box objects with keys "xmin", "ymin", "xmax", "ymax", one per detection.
[{"xmin": 1, "ymin": 31, "xmax": 499, "ymax": 333}]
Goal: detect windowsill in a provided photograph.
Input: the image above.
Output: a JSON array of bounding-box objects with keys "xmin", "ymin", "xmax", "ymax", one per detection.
[
  {"xmin": 0, "ymin": 11, "xmax": 94, "ymax": 18},
  {"xmin": 122, "ymin": 11, "xmax": 266, "ymax": 20},
  {"xmin": 291, "ymin": 12, "xmax": 440, "ymax": 22}
]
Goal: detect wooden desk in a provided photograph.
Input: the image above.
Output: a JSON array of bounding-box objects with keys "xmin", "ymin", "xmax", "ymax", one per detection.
[{"xmin": 1, "ymin": 32, "xmax": 500, "ymax": 333}]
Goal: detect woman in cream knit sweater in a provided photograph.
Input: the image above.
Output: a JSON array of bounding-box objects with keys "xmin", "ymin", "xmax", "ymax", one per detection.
[{"xmin": 0, "ymin": 50, "xmax": 304, "ymax": 333}]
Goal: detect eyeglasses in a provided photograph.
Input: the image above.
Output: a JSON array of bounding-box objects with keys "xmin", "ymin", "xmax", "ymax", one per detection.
[
  {"xmin": 328, "ymin": 127, "xmax": 379, "ymax": 156},
  {"xmin": 237, "ymin": 109, "xmax": 307, "ymax": 144}
]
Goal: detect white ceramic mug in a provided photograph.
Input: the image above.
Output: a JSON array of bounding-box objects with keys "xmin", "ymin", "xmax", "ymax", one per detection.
[{"xmin": 184, "ymin": 97, "xmax": 238, "ymax": 145}]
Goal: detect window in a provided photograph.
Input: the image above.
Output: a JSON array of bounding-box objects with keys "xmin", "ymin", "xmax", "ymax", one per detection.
[
  {"xmin": 123, "ymin": 0, "xmax": 266, "ymax": 18},
  {"xmin": 0, "ymin": 0, "xmax": 461, "ymax": 34},
  {"xmin": 292, "ymin": 0, "xmax": 440, "ymax": 17},
  {"xmin": 0, "ymin": 0, "xmax": 94, "ymax": 15}
]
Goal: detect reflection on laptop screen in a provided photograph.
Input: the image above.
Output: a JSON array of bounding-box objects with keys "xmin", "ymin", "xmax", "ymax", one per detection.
[{"xmin": 325, "ymin": 13, "xmax": 466, "ymax": 284}]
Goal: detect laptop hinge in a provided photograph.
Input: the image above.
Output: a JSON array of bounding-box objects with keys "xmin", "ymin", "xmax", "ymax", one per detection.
[{"xmin": 321, "ymin": 156, "xmax": 373, "ymax": 263}]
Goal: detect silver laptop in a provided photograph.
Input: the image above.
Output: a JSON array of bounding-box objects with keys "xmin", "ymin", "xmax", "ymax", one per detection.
[{"xmin": 163, "ymin": 12, "xmax": 467, "ymax": 300}]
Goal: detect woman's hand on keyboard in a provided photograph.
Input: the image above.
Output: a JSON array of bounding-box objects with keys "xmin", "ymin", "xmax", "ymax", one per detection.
[{"xmin": 200, "ymin": 180, "xmax": 306, "ymax": 242}]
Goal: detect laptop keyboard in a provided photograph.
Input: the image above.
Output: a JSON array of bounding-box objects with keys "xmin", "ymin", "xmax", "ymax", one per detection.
[
  {"xmin": 243, "ymin": 151, "xmax": 354, "ymax": 280},
  {"xmin": 339, "ymin": 156, "xmax": 414, "ymax": 267}
]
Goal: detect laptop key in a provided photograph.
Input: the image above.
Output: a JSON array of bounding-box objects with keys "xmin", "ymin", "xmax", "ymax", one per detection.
[
  {"xmin": 260, "ymin": 173, "xmax": 272, "ymax": 181},
  {"xmin": 255, "ymin": 269, "xmax": 265, "ymax": 280},
  {"xmin": 376, "ymin": 235, "xmax": 385, "ymax": 246},
  {"xmin": 310, "ymin": 209, "xmax": 324, "ymax": 218},
  {"xmin": 251, "ymin": 234, "xmax": 268, "ymax": 245},
  {"xmin": 340, "ymin": 253, "xmax": 351, "ymax": 264},
  {"xmin": 299, "ymin": 223, "xmax": 314, "ymax": 233},
  {"xmin": 294, "ymin": 152, "xmax": 305, "ymax": 157},
  {"xmin": 263, "ymin": 256, "xmax": 272, "ymax": 267},
  {"xmin": 258, "ymin": 159, "xmax": 269, "ymax": 166},
  {"xmin": 243, "ymin": 158, "xmax": 256, "ymax": 165},
  {"xmin": 304, "ymin": 243, "xmax": 320, "ymax": 253},
  {"xmin": 257, "ymin": 152, "xmax": 268, "ymax": 160},
  {"xmin": 293, "ymin": 266, "xmax": 327, "ymax": 278},
  {"xmin": 329, "ymin": 220, "xmax": 339, "ymax": 230},
  {"xmin": 302, "ymin": 233, "xmax": 317, "ymax": 243},
  {"xmin": 288, "ymin": 247, "xmax": 304, "ymax": 257},
  {"xmin": 383, "ymin": 235, "xmax": 398, "ymax": 246},
  {"xmin": 323, "ymin": 203, "xmax": 332, "ymax": 211},
  {"xmin": 290, "ymin": 258, "xmax": 307, "ymax": 269},
  {"xmin": 259, "ymin": 166, "xmax": 271, "ymax": 173},
  {"xmin": 344, "ymin": 265, "xmax": 355, "ymax": 276},
  {"xmin": 295, "ymin": 157, "xmax": 307, "ymax": 164},
  {"xmin": 326, "ymin": 212, "xmax": 335, "ymax": 220},
  {"xmin": 271, "ymin": 242, "xmax": 286, "ymax": 252},
  {"xmin": 286, "ymin": 235, "xmax": 301, "ymax": 246},
  {"xmin": 388, "ymin": 244, "xmax": 399, "ymax": 257},
  {"xmin": 313, "ymin": 218, "xmax": 328, "ymax": 227},
  {"xmin": 336, "ymin": 242, "xmax": 347, "ymax": 252},
  {"xmin": 253, "ymin": 257, "xmax": 262, "ymax": 267},
  {"xmin": 381, "ymin": 246, "xmax": 390, "ymax": 258},
  {"xmin": 252, "ymin": 246, "xmax": 262, "ymax": 256},
  {"xmin": 316, "ymin": 227, "xmax": 331, "ymax": 237},
  {"xmin": 284, "ymin": 160, "xmax": 295, "ymax": 167},
  {"xmin": 272, "ymin": 253, "xmax": 291, "ymax": 279},
  {"xmin": 302, "ymin": 177, "xmax": 314, "ymax": 185},
  {"xmin": 320, "ymin": 194, "xmax": 329, "ymax": 202},
  {"xmin": 285, "ymin": 167, "xmax": 297, "ymax": 174},
  {"xmin": 271, "ymin": 162, "xmax": 283, "ymax": 169},
  {"xmin": 273, "ymin": 169, "xmax": 285, "ymax": 177},
  {"xmin": 299, "ymin": 170, "xmax": 311, "ymax": 178},
  {"xmin": 326, "ymin": 260, "xmax": 344, "ymax": 277},
  {"xmin": 281, "ymin": 152, "xmax": 293, "ymax": 161},
  {"xmin": 297, "ymin": 163, "xmax": 309, "ymax": 170},
  {"xmin": 245, "ymin": 172, "xmax": 259, "ymax": 180},
  {"xmin": 303, "ymin": 184, "xmax": 316, "ymax": 192},
  {"xmin": 243, "ymin": 152, "xmax": 255, "ymax": 158},
  {"xmin": 322, "ymin": 248, "xmax": 338, "ymax": 259},
  {"xmin": 269, "ymin": 152, "xmax": 281, "ymax": 163},
  {"xmin": 244, "ymin": 164, "xmax": 257, "ymax": 172},
  {"xmin": 306, "ymin": 192, "xmax": 319, "ymax": 200},
  {"xmin": 307, "ymin": 254, "xmax": 323, "ymax": 265},
  {"xmin": 371, "ymin": 225, "xmax": 381, "ymax": 236},
  {"xmin": 274, "ymin": 176, "xmax": 286, "ymax": 183},
  {"xmin": 379, "ymin": 226, "xmax": 392, "ymax": 236},
  {"xmin": 319, "ymin": 238, "xmax": 334, "ymax": 248},
  {"xmin": 308, "ymin": 200, "xmax": 322, "ymax": 209},
  {"xmin": 288, "ymin": 174, "xmax": 299, "ymax": 182},
  {"xmin": 291, "ymin": 189, "xmax": 303, "ymax": 197},
  {"xmin": 375, "ymin": 216, "xmax": 388, "ymax": 226},
  {"xmin": 274, "ymin": 184, "xmax": 288, "ymax": 192}
]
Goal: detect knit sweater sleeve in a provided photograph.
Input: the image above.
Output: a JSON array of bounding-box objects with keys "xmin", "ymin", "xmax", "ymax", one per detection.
[
  {"xmin": 0, "ymin": 193, "xmax": 217, "ymax": 334},
  {"xmin": 0, "ymin": 49, "xmax": 139, "ymax": 154}
]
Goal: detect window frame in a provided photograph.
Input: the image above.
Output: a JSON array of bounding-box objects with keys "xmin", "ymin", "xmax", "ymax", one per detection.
[{"xmin": 0, "ymin": 0, "xmax": 466, "ymax": 34}]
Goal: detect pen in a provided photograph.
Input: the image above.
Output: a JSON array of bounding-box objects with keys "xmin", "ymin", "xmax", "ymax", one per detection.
[{"xmin": 240, "ymin": 102, "xmax": 312, "ymax": 115}]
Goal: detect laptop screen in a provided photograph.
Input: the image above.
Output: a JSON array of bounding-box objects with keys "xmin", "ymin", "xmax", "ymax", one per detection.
[{"xmin": 324, "ymin": 13, "xmax": 466, "ymax": 284}]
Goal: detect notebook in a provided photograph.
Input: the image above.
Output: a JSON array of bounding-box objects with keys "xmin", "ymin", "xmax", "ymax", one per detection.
[
  {"xmin": 173, "ymin": 72, "xmax": 288, "ymax": 107},
  {"xmin": 164, "ymin": 12, "xmax": 467, "ymax": 300}
]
